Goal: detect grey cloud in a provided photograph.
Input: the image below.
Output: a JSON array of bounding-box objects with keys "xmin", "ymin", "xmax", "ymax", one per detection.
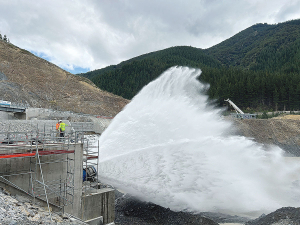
[
  {"xmin": 275, "ymin": 0, "xmax": 300, "ymax": 22},
  {"xmin": 0, "ymin": 0, "xmax": 300, "ymax": 72}
]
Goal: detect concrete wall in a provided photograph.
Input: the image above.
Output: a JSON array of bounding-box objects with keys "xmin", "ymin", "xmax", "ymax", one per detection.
[
  {"xmin": 0, "ymin": 120, "xmax": 73, "ymax": 136},
  {"xmin": 26, "ymin": 108, "xmax": 65, "ymax": 120},
  {"xmin": 81, "ymin": 188, "xmax": 115, "ymax": 224},
  {"xmin": 0, "ymin": 143, "xmax": 82, "ymax": 216},
  {"xmin": 0, "ymin": 108, "xmax": 112, "ymax": 135},
  {"xmin": 65, "ymin": 143, "xmax": 83, "ymax": 217},
  {"xmin": 25, "ymin": 107, "xmax": 94, "ymax": 121},
  {"xmin": 0, "ymin": 111, "xmax": 15, "ymax": 120},
  {"xmin": 0, "ymin": 111, "xmax": 9, "ymax": 120},
  {"xmin": 0, "ymin": 142, "xmax": 116, "ymax": 224},
  {"xmin": 90, "ymin": 117, "xmax": 112, "ymax": 134}
]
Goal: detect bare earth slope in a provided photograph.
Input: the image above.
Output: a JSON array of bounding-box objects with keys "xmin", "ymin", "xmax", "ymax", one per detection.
[
  {"xmin": 0, "ymin": 40, "xmax": 129, "ymax": 116},
  {"xmin": 233, "ymin": 115, "xmax": 300, "ymax": 156}
]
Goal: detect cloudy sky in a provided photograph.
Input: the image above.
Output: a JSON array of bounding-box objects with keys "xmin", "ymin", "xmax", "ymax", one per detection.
[{"xmin": 0, "ymin": 0, "xmax": 300, "ymax": 74}]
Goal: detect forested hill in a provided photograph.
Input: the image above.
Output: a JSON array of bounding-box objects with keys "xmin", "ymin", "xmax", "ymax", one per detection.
[
  {"xmin": 79, "ymin": 19, "xmax": 300, "ymax": 112},
  {"xmin": 205, "ymin": 19, "xmax": 300, "ymax": 71},
  {"xmin": 81, "ymin": 46, "xmax": 222, "ymax": 98}
]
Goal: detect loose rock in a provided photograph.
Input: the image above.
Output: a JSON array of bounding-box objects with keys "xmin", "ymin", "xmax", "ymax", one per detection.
[{"xmin": 0, "ymin": 188, "xmax": 86, "ymax": 224}]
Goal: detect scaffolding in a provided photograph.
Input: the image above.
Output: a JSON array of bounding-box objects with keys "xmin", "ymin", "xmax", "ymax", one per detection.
[
  {"xmin": 70, "ymin": 122, "xmax": 100, "ymax": 184},
  {"xmin": 83, "ymin": 137, "xmax": 99, "ymax": 183},
  {"xmin": 0, "ymin": 125, "xmax": 86, "ymax": 219}
]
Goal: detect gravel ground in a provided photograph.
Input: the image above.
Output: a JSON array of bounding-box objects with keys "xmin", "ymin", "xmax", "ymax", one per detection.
[
  {"xmin": 114, "ymin": 190, "xmax": 249, "ymax": 225},
  {"xmin": 0, "ymin": 188, "xmax": 86, "ymax": 225},
  {"xmin": 114, "ymin": 190, "xmax": 300, "ymax": 225},
  {"xmin": 1, "ymin": 179, "xmax": 300, "ymax": 225}
]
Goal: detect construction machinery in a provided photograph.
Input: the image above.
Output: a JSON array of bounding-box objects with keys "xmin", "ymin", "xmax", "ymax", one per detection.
[
  {"xmin": 225, "ymin": 99, "xmax": 257, "ymax": 119},
  {"xmin": 225, "ymin": 99, "xmax": 244, "ymax": 114}
]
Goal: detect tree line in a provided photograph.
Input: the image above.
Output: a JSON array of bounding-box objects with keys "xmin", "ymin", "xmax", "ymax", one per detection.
[
  {"xmin": 82, "ymin": 19, "xmax": 300, "ymax": 112},
  {"xmin": 200, "ymin": 68, "xmax": 300, "ymax": 112}
]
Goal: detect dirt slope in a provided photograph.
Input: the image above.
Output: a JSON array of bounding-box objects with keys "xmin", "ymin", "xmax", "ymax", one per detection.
[
  {"xmin": 233, "ymin": 116, "xmax": 300, "ymax": 156},
  {"xmin": 0, "ymin": 40, "xmax": 129, "ymax": 116}
]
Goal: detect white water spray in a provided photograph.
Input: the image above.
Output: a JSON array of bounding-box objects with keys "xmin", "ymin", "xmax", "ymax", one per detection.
[{"xmin": 97, "ymin": 66, "xmax": 300, "ymax": 216}]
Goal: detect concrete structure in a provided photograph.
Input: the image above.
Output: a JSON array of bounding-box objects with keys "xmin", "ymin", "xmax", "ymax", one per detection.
[
  {"xmin": 71, "ymin": 122, "xmax": 94, "ymax": 132},
  {"xmin": 0, "ymin": 111, "xmax": 12, "ymax": 120},
  {"xmin": 0, "ymin": 109, "xmax": 26, "ymax": 120},
  {"xmin": 0, "ymin": 104, "xmax": 26, "ymax": 113},
  {"xmin": 81, "ymin": 188, "xmax": 115, "ymax": 224},
  {"xmin": 230, "ymin": 113, "xmax": 257, "ymax": 119},
  {"xmin": 0, "ymin": 112, "xmax": 115, "ymax": 224},
  {"xmin": 90, "ymin": 117, "xmax": 112, "ymax": 134},
  {"xmin": 0, "ymin": 143, "xmax": 81, "ymax": 215},
  {"xmin": 25, "ymin": 108, "xmax": 93, "ymax": 121},
  {"xmin": 0, "ymin": 102, "xmax": 27, "ymax": 120},
  {"xmin": 26, "ymin": 108, "xmax": 61, "ymax": 120},
  {"xmin": 0, "ymin": 107, "xmax": 113, "ymax": 135},
  {"xmin": 0, "ymin": 137, "xmax": 115, "ymax": 224}
]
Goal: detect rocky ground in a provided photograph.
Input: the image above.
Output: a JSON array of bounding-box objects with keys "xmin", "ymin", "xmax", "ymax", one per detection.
[
  {"xmin": 2, "ymin": 186, "xmax": 300, "ymax": 225},
  {"xmin": 113, "ymin": 190, "xmax": 300, "ymax": 225},
  {"xmin": 0, "ymin": 188, "xmax": 86, "ymax": 225},
  {"xmin": 114, "ymin": 190, "xmax": 233, "ymax": 225},
  {"xmin": 232, "ymin": 115, "xmax": 300, "ymax": 156}
]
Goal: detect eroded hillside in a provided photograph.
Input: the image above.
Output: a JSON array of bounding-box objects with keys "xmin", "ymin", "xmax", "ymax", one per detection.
[
  {"xmin": 0, "ymin": 41, "xmax": 129, "ymax": 116},
  {"xmin": 233, "ymin": 115, "xmax": 300, "ymax": 156}
]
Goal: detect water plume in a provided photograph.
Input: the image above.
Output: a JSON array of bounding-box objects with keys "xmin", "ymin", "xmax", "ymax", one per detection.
[{"xmin": 97, "ymin": 66, "xmax": 300, "ymax": 216}]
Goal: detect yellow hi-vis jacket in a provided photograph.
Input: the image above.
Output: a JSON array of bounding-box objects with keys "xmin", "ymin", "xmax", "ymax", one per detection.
[{"xmin": 59, "ymin": 122, "xmax": 66, "ymax": 132}]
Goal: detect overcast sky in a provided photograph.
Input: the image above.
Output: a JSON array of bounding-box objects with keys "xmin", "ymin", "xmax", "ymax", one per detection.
[{"xmin": 0, "ymin": 0, "xmax": 300, "ymax": 74}]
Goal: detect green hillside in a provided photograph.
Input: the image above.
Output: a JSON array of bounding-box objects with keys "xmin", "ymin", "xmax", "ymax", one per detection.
[
  {"xmin": 83, "ymin": 46, "xmax": 222, "ymax": 99},
  {"xmin": 79, "ymin": 19, "xmax": 300, "ymax": 112},
  {"xmin": 205, "ymin": 20, "xmax": 300, "ymax": 72}
]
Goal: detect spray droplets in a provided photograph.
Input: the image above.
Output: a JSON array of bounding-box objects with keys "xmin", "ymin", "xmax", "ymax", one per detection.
[{"xmin": 97, "ymin": 66, "xmax": 300, "ymax": 217}]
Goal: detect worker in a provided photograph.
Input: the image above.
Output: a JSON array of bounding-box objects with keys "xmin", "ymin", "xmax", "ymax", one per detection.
[
  {"xmin": 56, "ymin": 120, "xmax": 61, "ymax": 137},
  {"xmin": 59, "ymin": 120, "xmax": 67, "ymax": 137}
]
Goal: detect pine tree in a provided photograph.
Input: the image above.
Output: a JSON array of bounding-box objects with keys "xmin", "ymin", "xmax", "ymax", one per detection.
[{"xmin": 273, "ymin": 87, "xmax": 279, "ymax": 111}]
